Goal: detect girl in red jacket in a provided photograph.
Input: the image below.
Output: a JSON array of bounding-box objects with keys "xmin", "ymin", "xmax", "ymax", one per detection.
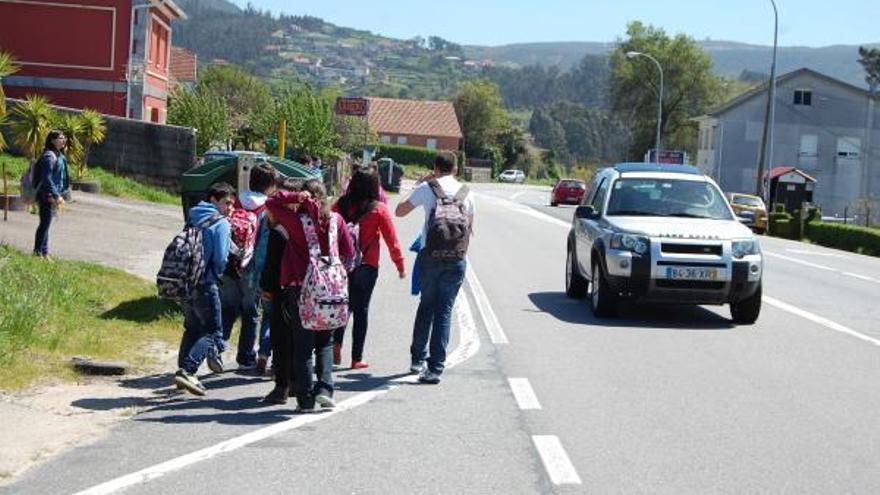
[{"xmin": 333, "ymin": 167, "xmax": 406, "ymax": 369}]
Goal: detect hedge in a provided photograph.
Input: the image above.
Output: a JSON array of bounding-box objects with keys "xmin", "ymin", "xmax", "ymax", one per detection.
[
  {"xmin": 804, "ymin": 222, "xmax": 880, "ymax": 257},
  {"xmin": 375, "ymin": 144, "xmax": 463, "ymax": 169}
]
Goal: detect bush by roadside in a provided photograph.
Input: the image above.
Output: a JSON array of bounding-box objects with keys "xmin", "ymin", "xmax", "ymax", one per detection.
[
  {"xmin": 0, "ymin": 245, "xmax": 182, "ymax": 390},
  {"xmin": 804, "ymin": 222, "xmax": 880, "ymax": 257}
]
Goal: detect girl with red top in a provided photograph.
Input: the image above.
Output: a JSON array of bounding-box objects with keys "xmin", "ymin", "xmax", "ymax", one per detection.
[
  {"xmin": 333, "ymin": 167, "xmax": 406, "ymax": 369},
  {"xmin": 265, "ymin": 179, "xmax": 355, "ymax": 413}
]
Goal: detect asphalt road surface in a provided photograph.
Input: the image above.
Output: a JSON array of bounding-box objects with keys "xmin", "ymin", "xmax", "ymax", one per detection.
[{"xmin": 5, "ymin": 183, "xmax": 880, "ymax": 494}]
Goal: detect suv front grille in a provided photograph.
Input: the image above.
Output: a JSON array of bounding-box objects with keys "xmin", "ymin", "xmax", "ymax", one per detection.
[{"xmin": 661, "ymin": 243, "xmax": 722, "ymax": 256}]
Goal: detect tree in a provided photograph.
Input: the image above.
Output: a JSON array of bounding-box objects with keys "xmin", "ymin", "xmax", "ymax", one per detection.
[
  {"xmin": 274, "ymin": 85, "xmax": 340, "ymax": 159},
  {"xmin": 167, "ymin": 88, "xmax": 230, "ymax": 155},
  {"xmin": 10, "ymin": 96, "xmax": 58, "ymax": 160},
  {"xmin": 0, "ymin": 51, "xmax": 19, "ymax": 153},
  {"xmin": 333, "ymin": 115, "xmax": 377, "ymax": 153},
  {"xmin": 610, "ymin": 21, "xmax": 723, "ymax": 159},
  {"xmin": 76, "ymin": 109, "xmax": 107, "ymax": 179},
  {"xmin": 53, "ymin": 113, "xmax": 85, "ymax": 178},
  {"xmin": 858, "ymin": 46, "xmax": 880, "ymax": 95},
  {"xmin": 196, "ymin": 64, "xmax": 273, "ymax": 148},
  {"xmin": 452, "ymin": 79, "xmax": 508, "ymax": 158}
]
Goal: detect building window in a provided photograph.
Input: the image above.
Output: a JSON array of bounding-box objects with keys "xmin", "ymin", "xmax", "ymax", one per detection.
[
  {"xmin": 794, "ymin": 89, "xmax": 813, "ymax": 106},
  {"xmin": 397, "ymin": 136, "xmax": 407, "ymax": 145},
  {"xmin": 837, "ymin": 137, "xmax": 861, "ymax": 159},
  {"xmin": 426, "ymin": 138, "xmax": 437, "ymax": 150},
  {"xmin": 380, "ymin": 135, "xmax": 391, "ymax": 144},
  {"xmin": 799, "ymin": 134, "xmax": 818, "ymax": 157}
]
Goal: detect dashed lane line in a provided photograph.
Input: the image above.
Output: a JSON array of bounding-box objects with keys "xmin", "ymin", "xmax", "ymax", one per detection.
[
  {"xmin": 532, "ymin": 435, "xmax": 583, "ymax": 485},
  {"xmin": 764, "ymin": 251, "xmax": 880, "ymax": 284},
  {"xmin": 508, "ymin": 378, "xmax": 542, "ymax": 410},
  {"xmin": 763, "ymin": 296, "xmax": 880, "ymax": 348}
]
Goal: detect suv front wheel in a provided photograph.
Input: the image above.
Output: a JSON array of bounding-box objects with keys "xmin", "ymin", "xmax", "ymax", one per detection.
[
  {"xmin": 590, "ymin": 261, "xmax": 618, "ymax": 317},
  {"xmin": 730, "ymin": 282, "xmax": 762, "ymax": 324},
  {"xmin": 565, "ymin": 247, "xmax": 588, "ymax": 298}
]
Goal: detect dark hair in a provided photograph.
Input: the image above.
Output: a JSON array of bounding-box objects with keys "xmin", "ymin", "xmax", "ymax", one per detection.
[
  {"xmin": 337, "ymin": 167, "xmax": 380, "ymax": 223},
  {"xmin": 207, "ymin": 182, "xmax": 235, "ymax": 202},
  {"xmin": 303, "ymin": 179, "xmax": 331, "ymax": 228},
  {"xmin": 280, "ymin": 178, "xmax": 303, "ymax": 192},
  {"xmin": 434, "ymin": 151, "xmax": 457, "ymax": 174},
  {"xmin": 44, "ymin": 130, "xmax": 66, "ymax": 153},
  {"xmin": 300, "ymin": 155, "xmax": 312, "ymax": 164},
  {"xmin": 249, "ymin": 163, "xmax": 277, "ymax": 193}
]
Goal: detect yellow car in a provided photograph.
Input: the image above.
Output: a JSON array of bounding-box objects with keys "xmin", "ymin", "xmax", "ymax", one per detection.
[{"xmin": 727, "ymin": 193, "xmax": 768, "ymax": 234}]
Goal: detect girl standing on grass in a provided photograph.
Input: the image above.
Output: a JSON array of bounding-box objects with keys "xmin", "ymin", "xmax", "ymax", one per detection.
[{"xmin": 33, "ymin": 130, "xmax": 69, "ymax": 259}]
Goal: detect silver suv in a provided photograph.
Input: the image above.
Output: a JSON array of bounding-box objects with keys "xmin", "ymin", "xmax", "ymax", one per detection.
[{"xmin": 565, "ymin": 163, "xmax": 763, "ymax": 324}]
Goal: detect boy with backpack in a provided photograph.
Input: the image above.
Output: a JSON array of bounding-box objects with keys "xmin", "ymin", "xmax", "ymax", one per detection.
[
  {"xmin": 218, "ymin": 163, "xmax": 277, "ymax": 372},
  {"xmin": 164, "ymin": 182, "xmax": 235, "ymax": 396},
  {"xmin": 395, "ymin": 152, "xmax": 474, "ymax": 385}
]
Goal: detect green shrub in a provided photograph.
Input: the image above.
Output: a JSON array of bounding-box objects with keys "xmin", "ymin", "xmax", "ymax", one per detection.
[
  {"xmin": 376, "ymin": 144, "xmax": 440, "ymax": 168},
  {"xmin": 804, "ymin": 222, "xmax": 880, "ymax": 257},
  {"xmin": 768, "ymin": 210, "xmax": 794, "ymax": 239}
]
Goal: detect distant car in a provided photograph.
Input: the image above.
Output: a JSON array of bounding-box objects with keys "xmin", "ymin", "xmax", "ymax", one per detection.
[
  {"xmin": 498, "ymin": 169, "xmax": 525, "ymax": 184},
  {"xmin": 551, "ymin": 179, "xmax": 587, "ymax": 206},
  {"xmin": 727, "ymin": 193, "xmax": 768, "ymax": 234}
]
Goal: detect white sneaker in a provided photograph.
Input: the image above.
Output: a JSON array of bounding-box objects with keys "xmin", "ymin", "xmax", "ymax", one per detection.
[
  {"xmin": 418, "ymin": 370, "xmax": 441, "ymax": 385},
  {"xmin": 315, "ymin": 392, "xmax": 336, "ymax": 409}
]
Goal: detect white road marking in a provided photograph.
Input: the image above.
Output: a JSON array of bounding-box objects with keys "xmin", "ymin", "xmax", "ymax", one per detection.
[
  {"xmin": 510, "ymin": 191, "xmax": 530, "ymax": 202},
  {"xmin": 764, "ymin": 251, "xmax": 880, "ymax": 284},
  {"xmin": 507, "ymin": 378, "xmax": 542, "ymax": 410},
  {"xmin": 764, "ymin": 296, "xmax": 880, "ymax": 347},
  {"xmin": 785, "ymin": 248, "xmax": 844, "ymax": 258},
  {"xmin": 73, "ymin": 296, "xmax": 482, "ymax": 495},
  {"xmin": 476, "ymin": 193, "xmax": 570, "ymax": 230},
  {"xmin": 465, "ymin": 262, "xmax": 509, "ymax": 344},
  {"xmin": 532, "ymin": 435, "xmax": 582, "ymax": 485}
]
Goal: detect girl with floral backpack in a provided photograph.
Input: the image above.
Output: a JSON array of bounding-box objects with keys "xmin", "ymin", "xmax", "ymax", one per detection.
[{"xmin": 265, "ymin": 179, "xmax": 354, "ymax": 413}]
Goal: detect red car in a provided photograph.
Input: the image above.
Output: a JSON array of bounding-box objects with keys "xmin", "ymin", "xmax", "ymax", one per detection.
[{"xmin": 550, "ymin": 179, "xmax": 586, "ymax": 206}]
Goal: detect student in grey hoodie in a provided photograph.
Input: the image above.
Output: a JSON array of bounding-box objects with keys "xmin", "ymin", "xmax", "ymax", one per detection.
[{"xmin": 174, "ymin": 182, "xmax": 235, "ymax": 396}]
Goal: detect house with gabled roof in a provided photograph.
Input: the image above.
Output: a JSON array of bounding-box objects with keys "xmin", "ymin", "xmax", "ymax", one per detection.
[
  {"xmin": 365, "ymin": 97, "xmax": 462, "ymax": 151},
  {"xmin": 693, "ymin": 68, "xmax": 878, "ymax": 216}
]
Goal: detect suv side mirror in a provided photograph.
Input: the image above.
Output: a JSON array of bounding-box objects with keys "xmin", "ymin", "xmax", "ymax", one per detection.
[{"xmin": 575, "ymin": 205, "xmax": 599, "ymax": 219}]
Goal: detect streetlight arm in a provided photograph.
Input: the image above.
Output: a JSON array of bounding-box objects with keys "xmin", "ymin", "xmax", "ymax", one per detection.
[{"xmin": 627, "ymin": 51, "xmax": 665, "ymax": 155}]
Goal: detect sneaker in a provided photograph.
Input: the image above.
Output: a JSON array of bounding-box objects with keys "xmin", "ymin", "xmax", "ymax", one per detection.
[
  {"xmin": 314, "ymin": 392, "xmax": 336, "ymax": 409},
  {"xmin": 409, "ymin": 361, "xmax": 426, "ymax": 375},
  {"xmin": 351, "ymin": 361, "xmax": 370, "ymax": 370},
  {"xmin": 418, "ymin": 370, "xmax": 442, "ymax": 385},
  {"xmin": 206, "ymin": 352, "xmax": 224, "ymax": 374},
  {"xmin": 237, "ymin": 361, "xmax": 257, "ymax": 371},
  {"xmin": 262, "ymin": 385, "xmax": 288, "ymax": 405},
  {"xmin": 256, "ymin": 355, "xmax": 269, "ymax": 375},
  {"xmin": 333, "ymin": 343, "xmax": 342, "ymax": 366},
  {"xmin": 294, "ymin": 402, "xmax": 317, "ymax": 414},
  {"xmin": 174, "ymin": 369, "xmax": 207, "ymax": 396}
]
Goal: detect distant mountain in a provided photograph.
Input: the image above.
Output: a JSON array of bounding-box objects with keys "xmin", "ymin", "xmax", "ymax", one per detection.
[{"xmin": 465, "ymin": 41, "xmax": 880, "ymax": 87}]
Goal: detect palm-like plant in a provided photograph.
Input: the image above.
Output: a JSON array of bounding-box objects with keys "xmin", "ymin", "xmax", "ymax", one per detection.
[
  {"xmin": 10, "ymin": 96, "xmax": 58, "ymax": 160},
  {"xmin": 76, "ymin": 109, "xmax": 106, "ymax": 179},
  {"xmin": 54, "ymin": 113, "xmax": 85, "ymax": 179},
  {"xmin": 0, "ymin": 50, "xmax": 20, "ymax": 153}
]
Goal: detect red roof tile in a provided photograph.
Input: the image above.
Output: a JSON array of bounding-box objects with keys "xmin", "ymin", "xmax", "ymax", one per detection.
[
  {"xmin": 365, "ymin": 97, "xmax": 462, "ymax": 139},
  {"xmin": 170, "ymin": 47, "xmax": 197, "ymax": 83}
]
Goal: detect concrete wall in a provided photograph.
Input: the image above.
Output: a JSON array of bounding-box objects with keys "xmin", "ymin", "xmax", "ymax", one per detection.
[
  {"xmin": 3, "ymin": 98, "xmax": 195, "ymax": 190},
  {"xmin": 709, "ymin": 72, "xmax": 880, "ymax": 216}
]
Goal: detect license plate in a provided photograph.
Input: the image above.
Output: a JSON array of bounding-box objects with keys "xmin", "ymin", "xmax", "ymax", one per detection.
[
  {"xmin": 568, "ymin": 196, "xmax": 579, "ymax": 201},
  {"xmin": 665, "ymin": 267, "xmax": 719, "ymax": 281}
]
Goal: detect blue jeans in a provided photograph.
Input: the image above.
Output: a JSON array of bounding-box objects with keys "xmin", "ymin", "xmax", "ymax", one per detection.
[
  {"xmin": 33, "ymin": 197, "xmax": 53, "ymax": 255},
  {"xmin": 178, "ymin": 284, "xmax": 224, "ymax": 374},
  {"xmin": 259, "ymin": 300, "xmax": 272, "ymax": 359},
  {"xmin": 410, "ymin": 252, "xmax": 466, "ymax": 375},
  {"xmin": 220, "ymin": 275, "xmax": 261, "ymax": 365}
]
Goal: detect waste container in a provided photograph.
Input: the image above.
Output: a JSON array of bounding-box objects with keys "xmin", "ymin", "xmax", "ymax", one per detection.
[
  {"xmin": 180, "ymin": 151, "xmax": 321, "ymax": 220},
  {"xmin": 376, "ymin": 157, "xmax": 403, "ymax": 193}
]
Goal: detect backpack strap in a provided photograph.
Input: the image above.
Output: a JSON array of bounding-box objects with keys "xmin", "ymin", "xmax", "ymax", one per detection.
[
  {"xmin": 327, "ymin": 213, "xmax": 340, "ymax": 259},
  {"xmin": 427, "ymin": 179, "xmax": 446, "ymax": 200},
  {"xmin": 299, "ymin": 213, "xmax": 322, "ymax": 259},
  {"xmin": 195, "ymin": 213, "xmax": 223, "ymax": 229},
  {"xmin": 453, "ymin": 185, "xmax": 470, "ymax": 202}
]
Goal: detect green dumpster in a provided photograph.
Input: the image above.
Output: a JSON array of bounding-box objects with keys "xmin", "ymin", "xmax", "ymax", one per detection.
[{"xmin": 180, "ymin": 151, "xmax": 321, "ymax": 219}]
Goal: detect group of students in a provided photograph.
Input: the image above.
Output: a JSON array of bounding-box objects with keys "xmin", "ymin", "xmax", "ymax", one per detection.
[{"xmin": 170, "ymin": 151, "xmax": 475, "ymax": 413}]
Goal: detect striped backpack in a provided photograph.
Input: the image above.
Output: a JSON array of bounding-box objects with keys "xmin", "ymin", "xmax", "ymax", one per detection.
[
  {"xmin": 298, "ymin": 213, "xmax": 349, "ymax": 331},
  {"xmin": 156, "ymin": 214, "xmax": 222, "ymax": 302}
]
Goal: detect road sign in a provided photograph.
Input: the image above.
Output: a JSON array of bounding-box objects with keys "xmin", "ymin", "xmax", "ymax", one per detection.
[
  {"xmin": 335, "ymin": 97, "xmax": 369, "ymax": 116},
  {"xmin": 646, "ymin": 149, "xmax": 688, "ymax": 164}
]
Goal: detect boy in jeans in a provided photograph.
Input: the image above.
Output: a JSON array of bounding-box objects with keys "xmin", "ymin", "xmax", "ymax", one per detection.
[{"xmin": 175, "ymin": 182, "xmax": 235, "ymax": 396}]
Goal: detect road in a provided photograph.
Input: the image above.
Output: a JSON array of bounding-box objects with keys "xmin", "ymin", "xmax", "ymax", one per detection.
[{"xmin": 4, "ymin": 183, "xmax": 880, "ymax": 494}]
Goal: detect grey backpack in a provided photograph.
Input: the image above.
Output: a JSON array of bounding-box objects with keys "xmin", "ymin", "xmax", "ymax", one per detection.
[
  {"xmin": 424, "ymin": 180, "xmax": 471, "ymax": 261},
  {"xmin": 156, "ymin": 214, "xmax": 222, "ymax": 302}
]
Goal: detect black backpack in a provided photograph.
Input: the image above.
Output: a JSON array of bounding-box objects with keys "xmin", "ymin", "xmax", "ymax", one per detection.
[
  {"xmin": 424, "ymin": 179, "xmax": 471, "ymax": 261},
  {"xmin": 156, "ymin": 214, "xmax": 223, "ymax": 302}
]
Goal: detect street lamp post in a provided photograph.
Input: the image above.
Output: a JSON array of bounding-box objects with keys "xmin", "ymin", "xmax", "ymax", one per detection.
[
  {"xmin": 626, "ymin": 51, "xmax": 664, "ymax": 158},
  {"xmin": 756, "ymin": 0, "xmax": 779, "ymax": 200}
]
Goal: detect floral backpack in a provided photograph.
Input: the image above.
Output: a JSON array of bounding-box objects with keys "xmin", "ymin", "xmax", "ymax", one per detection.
[{"xmin": 298, "ymin": 213, "xmax": 350, "ymax": 331}]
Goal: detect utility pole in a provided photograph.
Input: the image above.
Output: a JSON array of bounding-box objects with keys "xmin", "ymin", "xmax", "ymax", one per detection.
[{"xmin": 756, "ymin": 0, "xmax": 779, "ymax": 201}]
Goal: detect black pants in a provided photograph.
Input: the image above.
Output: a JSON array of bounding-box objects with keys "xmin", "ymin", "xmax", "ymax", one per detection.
[
  {"xmin": 280, "ymin": 287, "xmax": 334, "ymax": 407},
  {"xmin": 269, "ymin": 289, "xmax": 292, "ymax": 390},
  {"xmin": 333, "ymin": 265, "xmax": 379, "ymax": 362},
  {"xmin": 33, "ymin": 198, "xmax": 53, "ymax": 255}
]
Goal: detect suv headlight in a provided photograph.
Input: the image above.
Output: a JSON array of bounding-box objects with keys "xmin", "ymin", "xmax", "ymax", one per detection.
[
  {"xmin": 732, "ymin": 239, "xmax": 760, "ymax": 259},
  {"xmin": 610, "ymin": 234, "xmax": 649, "ymax": 255}
]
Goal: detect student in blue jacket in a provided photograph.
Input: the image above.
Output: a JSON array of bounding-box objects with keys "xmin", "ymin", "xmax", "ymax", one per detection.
[
  {"xmin": 32, "ymin": 130, "xmax": 70, "ymax": 258},
  {"xmin": 174, "ymin": 182, "xmax": 235, "ymax": 396}
]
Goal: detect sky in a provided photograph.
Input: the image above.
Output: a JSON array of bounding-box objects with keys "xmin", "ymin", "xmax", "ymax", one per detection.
[{"xmin": 239, "ymin": 0, "xmax": 878, "ymax": 47}]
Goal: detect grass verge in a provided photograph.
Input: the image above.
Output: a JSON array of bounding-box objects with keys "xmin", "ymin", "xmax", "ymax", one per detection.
[
  {"xmin": 0, "ymin": 244, "xmax": 182, "ymax": 390},
  {"xmin": 0, "ymin": 153, "xmax": 180, "ymax": 206}
]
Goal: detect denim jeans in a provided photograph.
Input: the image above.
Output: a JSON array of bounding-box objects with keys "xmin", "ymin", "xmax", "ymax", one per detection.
[
  {"xmin": 220, "ymin": 274, "xmax": 260, "ymax": 365},
  {"xmin": 178, "ymin": 283, "xmax": 224, "ymax": 374},
  {"xmin": 258, "ymin": 299, "xmax": 272, "ymax": 359},
  {"xmin": 334, "ymin": 264, "xmax": 378, "ymax": 362},
  {"xmin": 33, "ymin": 197, "xmax": 53, "ymax": 255},
  {"xmin": 410, "ymin": 252, "xmax": 466, "ymax": 375}
]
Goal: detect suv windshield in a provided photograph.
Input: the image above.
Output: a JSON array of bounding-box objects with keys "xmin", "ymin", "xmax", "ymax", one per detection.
[
  {"xmin": 606, "ymin": 178, "xmax": 733, "ymax": 220},
  {"xmin": 732, "ymin": 195, "xmax": 764, "ymax": 208}
]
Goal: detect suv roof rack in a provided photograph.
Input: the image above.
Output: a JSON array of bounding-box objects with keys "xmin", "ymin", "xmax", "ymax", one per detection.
[{"xmin": 613, "ymin": 162, "xmax": 703, "ymax": 176}]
